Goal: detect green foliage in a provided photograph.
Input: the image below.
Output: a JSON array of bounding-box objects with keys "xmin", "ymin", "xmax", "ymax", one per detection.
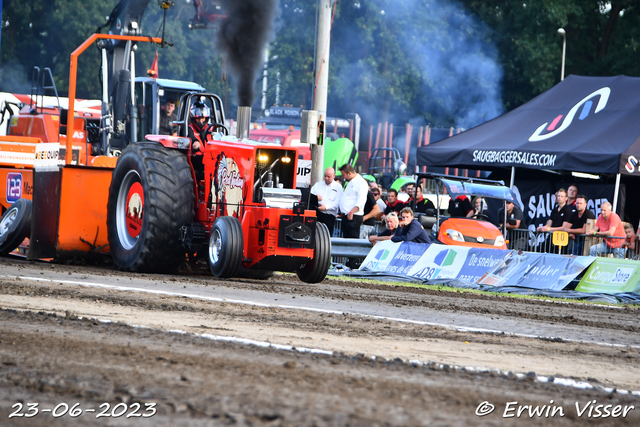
[
  {"xmin": 2, "ymin": 0, "xmax": 640, "ymax": 126},
  {"xmin": 461, "ymin": 0, "xmax": 639, "ymax": 110},
  {"xmin": 1, "ymin": 1, "xmax": 113, "ymax": 97}
]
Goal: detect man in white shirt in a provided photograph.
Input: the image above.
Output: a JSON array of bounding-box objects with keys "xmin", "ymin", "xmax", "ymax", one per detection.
[
  {"xmin": 338, "ymin": 164, "xmax": 369, "ymax": 239},
  {"xmin": 310, "ymin": 167, "xmax": 343, "ymax": 236}
]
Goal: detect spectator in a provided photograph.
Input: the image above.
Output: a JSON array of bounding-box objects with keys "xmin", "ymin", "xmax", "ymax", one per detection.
[
  {"xmin": 623, "ymin": 222, "xmax": 637, "ymax": 257},
  {"xmin": 414, "ymin": 185, "xmax": 436, "ymax": 215},
  {"xmin": 498, "ymin": 201, "xmax": 526, "ymax": 250},
  {"xmin": 563, "ymin": 195, "xmax": 595, "ymax": 255},
  {"xmin": 310, "ymin": 167, "xmax": 343, "ymax": 236},
  {"xmin": 471, "ymin": 197, "xmax": 492, "ymax": 222},
  {"xmin": 498, "ymin": 201, "xmax": 524, "ymax": 229},
  {"xmin": 384, "ymin": 189, "xmax": 405, "ymax": 215},
  {"xmin": 369, "ymin": 212, "xmax": 400, "ymax": 246},
  {"xmin": 588, "ymin": 202, "xmax": 626, "ymax": 258},
  {"xmin": 537, "ymin": 188, "xmax": 573, "ymax": 233},
  {"xmin": 398, "ymin": 184, "xmax": 411, "ymax": 203},
  {"xmin": 371, "ymin": 187, "xmax": 386, "ymax": 219},
  {"xmin": 448, "ymin": 195, "xmax": 473, "ymax": 217},
  {"xmin": 338, "ymin": 164, "xmax": 369, "ymax": 239},
  {"xmin": 159, "ymin": 99, "xmax": 177, "ymax": 135},
  {"xmin": 391, "ymin": 207, "xmax": 431, "ymax": 244},
  {"xmin": 360, "ymin": 190, "xmax": 381, "ymax": 240},
  {"xmin": 567, "ymin": 184, "xmax": 580, "ymax": 208},
  {"xmin": 405, "ymin": 182, "xmax": 416, "ymax": 202}
]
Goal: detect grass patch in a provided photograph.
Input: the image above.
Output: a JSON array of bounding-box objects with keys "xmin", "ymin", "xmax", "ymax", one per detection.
[{"xmin": 327, "ymin": 275, "xmax": 635, "ymax": 307}]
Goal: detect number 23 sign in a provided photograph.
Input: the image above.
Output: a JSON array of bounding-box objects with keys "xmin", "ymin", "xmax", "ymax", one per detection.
[{"xmin": 6, "ymin": 172, "xmax": 23, "ymax": 203}]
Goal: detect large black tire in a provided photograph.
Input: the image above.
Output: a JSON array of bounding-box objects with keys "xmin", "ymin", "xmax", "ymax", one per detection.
[
  {"xmin": 107, "ymin": 143, "xmax": 195, "ymax": 272},
  {"xmin": 296, "ymin": 222, "xmax": 331, "ymax": 283},
  {"xmin": 208, "ymin": 216, "xmax": 243, "ymax": 278},
  {"xmin": 0, "ymin": 199, "xmax": 32, "ymax": 255}
]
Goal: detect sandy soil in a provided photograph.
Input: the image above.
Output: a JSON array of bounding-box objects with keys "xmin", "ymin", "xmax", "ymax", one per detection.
[{"xmin": 1, "ymin": 258, "xmax": 639, "ymax": 426}]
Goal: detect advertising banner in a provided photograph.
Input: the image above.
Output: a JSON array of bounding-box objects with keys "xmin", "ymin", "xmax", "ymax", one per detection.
[
  {"xmin": 408, "ymin": 246, "xmax": 471, "ymax": 280},
  {"xmin": 455, "ymin": 248, "xmax": 512, "ymax": 283},
  {"xmin": 576, "ymin": 258, "xmax": 640, "ymax": 293},
  {"xmin": 479, "ymin": 253, "xmax": 595, "ymax": 290},
  {"xmin": 384, "ymin": 242, "xmax": 430, "ymax": 275},
  {"xmin": 360, "ymin": 241, "xmax": 409, "ymax": 272},
  {"xmin": 361, "ymin": 242, "xmax": 511, "ymax": 283}
]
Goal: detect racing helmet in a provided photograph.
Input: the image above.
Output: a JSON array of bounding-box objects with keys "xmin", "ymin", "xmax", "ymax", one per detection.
[{"xmin": 190, "ymin": 101, "xmax": 211, "ymax": 120}]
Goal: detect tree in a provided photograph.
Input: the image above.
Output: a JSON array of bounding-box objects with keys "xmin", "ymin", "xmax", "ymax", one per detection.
[{"xmin": 461, "ymin": 0, "xmax": 640, "ymax": 110}]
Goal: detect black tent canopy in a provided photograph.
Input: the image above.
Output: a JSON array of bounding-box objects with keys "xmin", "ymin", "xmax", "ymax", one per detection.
[{"xmin": 417, "ymin": 75, "xmax": 640, "ymax": 177}]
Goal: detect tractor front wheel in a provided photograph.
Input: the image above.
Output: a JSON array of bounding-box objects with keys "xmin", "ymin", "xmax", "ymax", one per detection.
[
  {"xmin": 208, "ymin": 216, "xmax": 243, "ymax": 278},
  {"xmin": 296, "ymin": 222, "xmax": 331, "ymax": 283},
  {"xmin": 107, "ymin": 143, "xmax": 195, "ymax": 272}
]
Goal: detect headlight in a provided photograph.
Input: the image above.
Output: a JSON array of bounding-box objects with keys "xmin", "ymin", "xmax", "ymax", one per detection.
[
  {"xmin": 494, "ymin": 235, "xmax": 505, "ymax": 246},
  {"xmin": 445, "ymin": 229, "xmax": 465, "ymax": 242},
  {"xmin": 281, "ymin": 156, "xmax": 291, "ymax": 163},
  {"xmin": 258, "ymin": 154, "xmax": 269, "ymax": 163}
]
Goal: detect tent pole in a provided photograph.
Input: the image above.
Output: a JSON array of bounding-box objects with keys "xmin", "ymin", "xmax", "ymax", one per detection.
[
  {"xmin": 613, "ymin": 173, "xmax": 621, "ymax": 213},
  {"xmin": 509, "ymin": 167, "xmax": 516, "ymax": 188}
]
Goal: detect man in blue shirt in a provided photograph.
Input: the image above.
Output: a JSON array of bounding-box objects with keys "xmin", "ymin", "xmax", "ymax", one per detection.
[{"xmin": 391, "ymin": 207, "xmax": 431, "ymax": 244}]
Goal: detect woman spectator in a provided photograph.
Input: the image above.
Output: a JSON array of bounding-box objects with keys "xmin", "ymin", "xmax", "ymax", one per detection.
[{"xmin": 369, "ymin": 212, "xmax": 400, "ymax": 246}]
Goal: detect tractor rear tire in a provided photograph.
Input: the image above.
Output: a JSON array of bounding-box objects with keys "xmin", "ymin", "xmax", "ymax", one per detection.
[
  {"xmin": 296, "ymin": 222, "xmax": 331, "ymax": 283},
  {"xmin": 0, "ymin": 199, "xmax": 32, "ymax": 255},
  {"xmin": 208, "ymin": 216, "xmax": 243, "ymax": 278},
  {"xmin": 107, "ymin": 143, "xmax": 195, "ymax": 273}
]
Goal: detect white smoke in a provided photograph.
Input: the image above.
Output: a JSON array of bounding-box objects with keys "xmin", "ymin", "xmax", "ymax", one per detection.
[
  {"xmin": 0, "ymin": 60, "xmax": 32, "ymax": 94},
  {"xmin": 332, "ymin": 0, "xmax": 503, "ymax": 129}
]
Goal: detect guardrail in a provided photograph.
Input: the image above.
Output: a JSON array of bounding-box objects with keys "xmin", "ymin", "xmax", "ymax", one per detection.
[{"xmin": 330, "ymin": 237, "xmax": 373, "ymax": 258}]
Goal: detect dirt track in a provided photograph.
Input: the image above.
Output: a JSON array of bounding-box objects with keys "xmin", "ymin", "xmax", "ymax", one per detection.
[{"xmin": 1, "ymin": 257, "xmax": 639, "ymax": 426}]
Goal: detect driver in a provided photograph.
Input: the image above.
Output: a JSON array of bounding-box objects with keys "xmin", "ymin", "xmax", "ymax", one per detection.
[{"xmin": 188, "ymin": 101, "xmax": 211, "ymax": 180}]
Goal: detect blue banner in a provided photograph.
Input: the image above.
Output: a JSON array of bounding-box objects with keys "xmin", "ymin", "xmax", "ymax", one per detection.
[
  {"xmin": 456, "ymin": 248, "xmax": 512, "ymax": 283},
  {"xmin": 385, "ymin": 242, "xmax": 430, "ymax": 275},
  {"xmin": 479, "ymin": 252, "xmax": 595, "ymax": 290}
]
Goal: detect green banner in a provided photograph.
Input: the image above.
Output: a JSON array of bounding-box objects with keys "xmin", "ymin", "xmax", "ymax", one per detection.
[{"xmin": 576, "ymin": 258, "xmax": 640, "ymax": 293}]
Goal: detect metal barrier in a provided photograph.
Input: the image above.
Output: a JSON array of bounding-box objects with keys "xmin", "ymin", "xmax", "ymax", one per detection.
[
  {"xmin": 333, "ymin": 218, "xmax": 343, "ymax": 237},
  {"xmin": 332, "ymin": 218, "xmax": 387, "ymax": 238},
  {"xmin": 507, "ymin": 229, "xmax": 636, "ymax": 259},
  {"xmin": 330, "ymin": 237, "xmax": 373, "ymax": 258}
]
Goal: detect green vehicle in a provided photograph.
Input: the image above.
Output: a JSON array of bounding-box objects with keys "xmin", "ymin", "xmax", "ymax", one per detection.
[
  {"xmin": 325, "ymin": 136, "xmax": 358, "ymax": 176},
  {"xmin": 253, "ymin": 106, "xmax": 359, "ymax": 186}
]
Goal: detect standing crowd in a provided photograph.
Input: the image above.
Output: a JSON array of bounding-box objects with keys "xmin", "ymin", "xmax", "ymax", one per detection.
[
  {"xmin": 310, "ymin": 165, "xmax": 433, "ymax": 268},
  {"xmin": 515, "ymin": 184, "xmax": 637, "ymax": 259}
]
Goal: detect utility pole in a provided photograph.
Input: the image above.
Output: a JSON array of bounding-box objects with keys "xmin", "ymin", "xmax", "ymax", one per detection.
[
  {"xmin": 261, "ymin": 48, "xmax": 268, "ymax": 112},
  {"xmin": 310, "ymin": 0, "xmax": 333, "ymax": 187}
]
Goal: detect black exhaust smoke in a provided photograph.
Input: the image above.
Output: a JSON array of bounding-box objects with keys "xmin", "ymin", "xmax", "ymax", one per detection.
[{"xmin": 216, "ymin": 0, "xmax": 279, "ymax": 106}]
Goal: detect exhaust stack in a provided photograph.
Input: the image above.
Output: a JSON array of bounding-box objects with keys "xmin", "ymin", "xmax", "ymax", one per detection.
[{"xmin": 236, "ymin": 106, "xmax": 251, "ymax": 139}]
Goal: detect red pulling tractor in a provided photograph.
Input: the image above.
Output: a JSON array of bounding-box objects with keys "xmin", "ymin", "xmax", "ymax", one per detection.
[
  {"xmin": 109, "ymin": 93, "xmax": 331, "ymax": 282},
  {"xmin": 0, "ymin": 34, "xmax": 331, "ymax": 283}
]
